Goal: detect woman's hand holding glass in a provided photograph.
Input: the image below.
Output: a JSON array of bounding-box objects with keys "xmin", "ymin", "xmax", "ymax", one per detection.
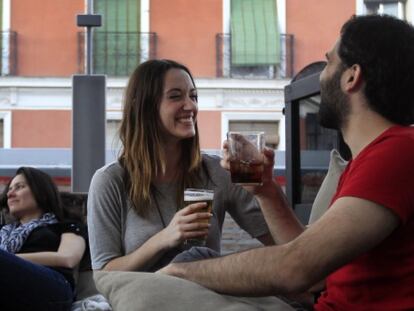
[{"xmin": 160, "ymin": 203, "xmax": 212, "ymax": 249}]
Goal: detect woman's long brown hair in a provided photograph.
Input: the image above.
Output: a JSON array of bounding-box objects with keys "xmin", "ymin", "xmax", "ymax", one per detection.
[{"xmin": 119, "ymin": 59, "xmax": 202, "ymax": 215}]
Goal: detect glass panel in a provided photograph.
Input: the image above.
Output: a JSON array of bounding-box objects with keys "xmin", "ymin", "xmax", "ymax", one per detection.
[
  {"xmin": 365, "ymin": 3, "xmax": 380, "ymax": 14},
  {"xmin": 106, "ymin": 119, "xmax": 122, "ymax": 151},
  {"xmin": 299, "ymin": 95, "xmax": 339, "ymax": 204},
  {"xmin": 0, "ymin": 119, "xmax": 3, "ymax": 147},
  {"xmin": 382, "ymin": 3, "xmax": 399, "ymax": 17},
  {"xmin": 229, "ymin": 120, "xmax": 279, "ymax": 149}
]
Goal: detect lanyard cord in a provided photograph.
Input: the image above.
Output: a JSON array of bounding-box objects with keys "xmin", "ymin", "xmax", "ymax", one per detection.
[
  {"xmin": 152, "ymin": 180, "xmax": 182, "ymax": 229},
  {"xmin": 153, "ymin": 194, "xmax": 167, "ymax": 228}
]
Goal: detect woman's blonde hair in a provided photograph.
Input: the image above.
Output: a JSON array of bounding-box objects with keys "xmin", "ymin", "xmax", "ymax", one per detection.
[{"xmin": 119, "ymin": 59, "xmax": 202, "ymax": 215}]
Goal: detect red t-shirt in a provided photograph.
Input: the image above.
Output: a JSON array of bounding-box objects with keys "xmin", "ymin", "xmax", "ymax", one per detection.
[{"xmin": 315, "ymin": 126, "xmax": 414, "ymax": 311}]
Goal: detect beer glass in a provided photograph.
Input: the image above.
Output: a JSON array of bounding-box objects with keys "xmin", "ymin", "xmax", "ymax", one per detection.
[
  {"xmin": 227, "ymin": 131, "xmax": 265, "ymax": 185},
  {"xmin": 183, "ymin": 188, "xmax": 214, "ymax": 246}
]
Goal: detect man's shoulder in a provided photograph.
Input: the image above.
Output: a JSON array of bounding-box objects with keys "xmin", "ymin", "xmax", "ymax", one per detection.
[
  {"xmin": 367, "ymin": 126, "xmax": 414, "ymax": 156},
  {"xmin": 384, "ymin": 127, "xmax": 414, "ymax": 153},
  {"xmin": 351, "ymin": 126, "xmax": 414, "ymax": 174},
  {"xmin": 383, "ymin": 126, "xmax": 414, "ymax": 143}
]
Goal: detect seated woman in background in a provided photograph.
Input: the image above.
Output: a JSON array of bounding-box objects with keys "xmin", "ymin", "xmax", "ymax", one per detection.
[
  {"xmin": 88, "ymin": 59, "xmax": 273, "ymax": 273},
  {"xmin": 0, "ymin": 167, "xmax": 86, "ymax": 311}
]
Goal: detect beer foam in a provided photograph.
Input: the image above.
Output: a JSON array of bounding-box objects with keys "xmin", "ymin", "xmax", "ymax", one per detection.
[{"xmin": 184, "ymin": 190, "xmax": 214, "ymax": 201}]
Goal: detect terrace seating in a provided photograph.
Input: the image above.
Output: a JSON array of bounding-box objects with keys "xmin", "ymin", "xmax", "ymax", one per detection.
[
  {"xmin": 91, "ymin": 150, "xmax": 346, "ymax": 311},
  {"xmin": 0, "ymin": 149, "xmax": 346, "ymax": 310},
  {"xmin": 60, "ymin": 192, "xmax": 100, "ymax": 302}
]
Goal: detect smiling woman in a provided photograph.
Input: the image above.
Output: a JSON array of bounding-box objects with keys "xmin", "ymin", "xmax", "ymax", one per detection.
[
  {"xmin": 159, "ymin": 68, "xmax": 198, "ymax": 142},
  {"xmin": 6, "ymin": 174, "xmax": 43, "ymax": 223},
  {"xmin": 87, "ymin": 59, "xmax": 272, "ymax": 278},
  {"xmin": 0, "ymin": 167, "xmax": 86, "ymax": 311}
]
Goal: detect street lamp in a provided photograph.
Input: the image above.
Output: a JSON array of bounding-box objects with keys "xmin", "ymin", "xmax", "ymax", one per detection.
[{"xmin": 72, "ymin": 0, "xmax": 106, "ymax": 193}]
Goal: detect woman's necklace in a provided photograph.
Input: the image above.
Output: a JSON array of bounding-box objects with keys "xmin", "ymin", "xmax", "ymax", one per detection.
[
  {"xmin": 152, "ymin": 182, "xmax": 178, "ymax": 228},
  {"xmin": 153, "ymin": 194, "xmax": 167, "ymax": 228}
]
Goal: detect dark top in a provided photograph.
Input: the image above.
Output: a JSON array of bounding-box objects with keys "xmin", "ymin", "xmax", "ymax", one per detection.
[{"xmin": 19, "ymin": 221, "xmax": 87, "ymax": 289}]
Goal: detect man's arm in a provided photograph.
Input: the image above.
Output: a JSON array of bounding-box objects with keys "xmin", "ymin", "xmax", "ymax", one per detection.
[
  {"xmin": 160, "ymin": 197, "xmax": 399, "ymax": 296},
  {"xmin": 256, "ymin": 232, "xmax": 275, "ymax": 245},
  {"xmin": 254, "ymin": 182, "xmax": 305, "ymax": 244},
  {"xmin": 222, "ymin": 147, "xmax": 305, "ymax": 244}
]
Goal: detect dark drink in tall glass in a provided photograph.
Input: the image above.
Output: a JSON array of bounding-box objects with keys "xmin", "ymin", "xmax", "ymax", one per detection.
[{"xmin": 227, "ymin": 131, "xmax": 265, "ymax": 186}]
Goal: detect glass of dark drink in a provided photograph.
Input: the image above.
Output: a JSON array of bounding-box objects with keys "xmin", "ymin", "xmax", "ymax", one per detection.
[
  {"xmin": 183, "ymin": 188, "xmax": 214, "ymax": 246},
  {"xmin": 227, "ymin": 131, "xmax": 265, "ymax": 186}
]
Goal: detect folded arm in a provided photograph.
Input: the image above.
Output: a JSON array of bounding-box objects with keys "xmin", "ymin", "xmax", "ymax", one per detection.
[{"xmin": 17, "ymin": 232, "xmax": 86, "ymax": 269}]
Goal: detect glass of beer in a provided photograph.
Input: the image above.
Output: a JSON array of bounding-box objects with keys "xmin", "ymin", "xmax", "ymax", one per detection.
[
  {"xmin": 227, "ymin": 131, "xmax": 265, "ymax": 186},
  {"xmin": 183, "ymin": 188, "xmax": 214, "ymax": 246}
]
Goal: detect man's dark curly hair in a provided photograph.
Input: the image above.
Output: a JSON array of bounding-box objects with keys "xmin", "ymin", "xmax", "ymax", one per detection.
[{"xmin": 339, "ymin": 14, "xmax": 414, "ymax": 125}]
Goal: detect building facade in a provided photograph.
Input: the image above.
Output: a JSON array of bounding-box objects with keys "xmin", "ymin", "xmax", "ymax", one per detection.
[
  {"xmin": 0, "ymin": 0, "xmax": 370, "ymax": 152},
  {"xmin": 4, "ymin": 0, "xmax": 410, "ymax": 151},
  {"xmin": 0, "ymin": 0, "xmax": 411, "ymax": 252}
]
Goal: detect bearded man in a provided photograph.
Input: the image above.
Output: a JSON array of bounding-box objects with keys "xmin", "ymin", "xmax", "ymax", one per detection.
[{"xmin": 161, "ymin": 15, "xmax": 414, "ymax": 310}]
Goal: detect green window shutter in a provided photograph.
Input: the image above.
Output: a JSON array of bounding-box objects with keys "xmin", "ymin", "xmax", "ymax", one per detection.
[
  {"xmin": 94, "ymin": 0, "xmax": 140, "ymax": 76},
  {"xmin": 231, "ymin": 0, "xmax": 280, "ymax": 66}
]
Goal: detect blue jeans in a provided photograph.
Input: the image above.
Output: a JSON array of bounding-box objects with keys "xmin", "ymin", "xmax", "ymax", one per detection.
[{"xmin": 0, "ymin": 249, "xmax": 73, "ymax": 311}]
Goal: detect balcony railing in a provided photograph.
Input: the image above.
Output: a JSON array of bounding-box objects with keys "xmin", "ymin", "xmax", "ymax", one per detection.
[
  {"xmin": 216, "ymin": 33, "xmax": 294, "ymax": 79},
  {"xmin": 0, "ymin": 31, "xmax": 17, "ymax": 76},
  {"xmin": 77, "ymin": 32, "xmax": 157, "ymax": 76}
]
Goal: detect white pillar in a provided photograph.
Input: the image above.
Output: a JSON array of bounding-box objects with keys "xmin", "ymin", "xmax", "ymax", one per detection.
[
  {"xmin": 2, "ymin": 0, "xmax": 11, "ymax": 75},
  {"xmin": 355, "ymin": 0, "xmax": 365, "ymax": 15},
  {"xmin": 140, "ymin": 0, "xmax": 150, "ymax": 61}
]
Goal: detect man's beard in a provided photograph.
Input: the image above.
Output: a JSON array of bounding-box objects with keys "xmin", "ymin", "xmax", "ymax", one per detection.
[{"xmin": 318, "ymin": 67, "xmax": 349, "ymax": 130}]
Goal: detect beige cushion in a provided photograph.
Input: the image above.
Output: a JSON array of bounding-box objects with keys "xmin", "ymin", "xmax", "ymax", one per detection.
[
  {"xmin": 94, "ymin": 271, "xmax": 295, "ymax": 311},
  {"xmin": 308, "ymin": 149, "xmax": 348, "ymax": 224}
]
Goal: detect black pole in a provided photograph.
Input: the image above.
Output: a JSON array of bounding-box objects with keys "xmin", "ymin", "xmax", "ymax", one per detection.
[{"xmin": 72, "ymin": 4, "xmax": 105, "ymax": 193}]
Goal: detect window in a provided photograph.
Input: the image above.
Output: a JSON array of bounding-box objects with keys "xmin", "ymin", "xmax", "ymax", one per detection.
[
  {"xmin": 222, "ymin": 112, "xmax": 284, "ymax": 150},
  {"xmin": 229, "ymin": 120, "xmax": 280, "ymax": 149},
  {"xmin": 0, "ymin": 119, "xmax": 3, "ymax": 147},
  {"xmin": 106, "ymin": 112, "xmax": 122, "ymax": 152},
  {"xmin": 299, "ymin": 95, "xmax": 338, "ymax": 151},
  {"xmin": 364, "ymin": 0, "xmax": 405, "ymax": 19},
  {"xmin": 230, "ymin": 0, "xmax": 280, "ymax": 78},
  {"xmin": 0, "ymin": 111, "xmax": 11, "ymax": 148},
  {"xmin": 94, "ymin": 0, "xmax": 141, "ymax": 76}
]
